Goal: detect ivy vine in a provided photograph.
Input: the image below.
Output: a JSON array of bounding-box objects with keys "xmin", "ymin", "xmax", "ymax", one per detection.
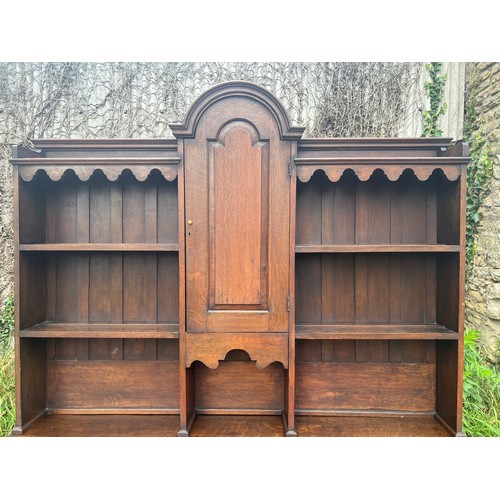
[
  {"xmin": 421, "ymin": 62, "xmax": 448, "ymax": 137},
  {"xmin": 420, "ymin": 62, "xmax": 494, "ymax": 280},
  {"xmin": 464, "ymin": 75, "xmax": 494, "ymax": 279}
]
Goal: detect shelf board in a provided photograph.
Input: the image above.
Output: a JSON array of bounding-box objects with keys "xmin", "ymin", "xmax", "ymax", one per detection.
[
  {"xmin": 295, "ymin": 415, "xmax": 452, "ymax": 437},
  {"xmin": 19, "ymin": 322, "xmax": 179, "ymax": 339},
  {"xmin": 295, "ymin": 324, "xmax": 458, "ymax": 340},
  {"xmin": 295, "ymin": 244, "xmax": 460, "ymax": 253},
  {"xmin": 19, "ymin": 414, "xmax": 181, "ymax": 437},
  {"xmin": 17, "ymin": 413, "xmax": 452, "ymax": 437},
  {"xmin": 19, "ymin": 243, "xmax": 179, "ymax": 252}
]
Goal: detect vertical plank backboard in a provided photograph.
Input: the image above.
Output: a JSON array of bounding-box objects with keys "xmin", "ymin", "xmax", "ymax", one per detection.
[
  {"xmin": 19, "ymin": 179, "xmax": 45, "ymax": 244},
  {"xmin": 402, "ymin": 175, "xmax": 427, "ymax": 244},
  {"xmin": 296, "ymin": 175, "xmax": 322, "ymax": 244},
  {"xmin": 89, "ymin": 253, "xmax": 112, "ymax": 322},
  {"xmin": 122, "ymin": 175, "xmax": 145, "ymax": 243},
  {"xmin": 158, "ymin": 180, "xmax": 179, "ymax": 244},
  {"xmin": 366, "ymin": 173, "xmax": 391, "ymax": 244},
  {"xmin": 158, "ymin": 253, "xmax": 179, "ymax": 323},
  {"xmin": 144, "ymin": 177, "xmax": 158, "ymax": 243},
  {"xmin": 332, "ymin": 340, "xmax": 356, "ymax": 363},
  {"xmin": 123, "ymin": 253, "xmax": 145, "ymax": 322},
  {"xmin": 55, "ymin": 175, "xmax": 78, "ymax": 242},
  {"xmin": 55, "ymin": 254, "xmax": 79, "ymax": 322},
  {"xmin": 330, "ymin": 172, "xmax": 356, "ymax": 245},
  {"xmin": 296, "ymin": 340, "xmax": 322, "ymax": 362},
  {"xmin": 124, "ymin": 339, "xmax": 157, "ymax": 361},
  {"xmin": 322, "ymin": 254, "xmax": 355, "ymax": 324},
  {"xmin": 77, "ymin": 182, "xmax": 90, "ymax": 243},
  {"xmin": 402, "ymin": 254, "xmax": 426, "ymax": 323},
  {"xmin": 89, "ymin": 177, "xmax": 111, "ymax": 243},
  {"xmin": 366, "ymin": 254, "xmax": 390, "ymax": 323},
  {"xmin": 295, "ymin": 254, "xmax": 321, "ymax": 324}
]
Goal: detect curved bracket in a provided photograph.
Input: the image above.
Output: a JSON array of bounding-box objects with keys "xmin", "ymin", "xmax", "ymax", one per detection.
[
  {"xmin": 185, "ymin": 332, "xmax": 289, "ymax": 369},
  {"xmin": 169, "ymin": 81, "xmax": 305, "ymax": 140}
]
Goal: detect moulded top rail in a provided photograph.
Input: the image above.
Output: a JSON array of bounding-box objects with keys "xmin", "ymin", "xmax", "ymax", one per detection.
[
  {"xmin": 31, "ymin": 138, "xmax": 179, "ymax": 150},
  {"xmin": 13, "ymin": 140, "xmax": 178, "ymax": 158},
  {"xmin": 297, "ymin": 137, "xmax": 455, "ymax": 151}
]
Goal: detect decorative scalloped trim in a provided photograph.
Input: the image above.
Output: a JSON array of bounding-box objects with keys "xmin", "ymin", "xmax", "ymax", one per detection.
[
  {"xmin": 188, "ymin": 347, "xmax": 283, "ymax": 370},
  {"xmin": 19, "ymin": 165, "xmax": 178, "ymax": 182},
  {"xmin": 185, "ymin": 333, "xmax": 289, "ymax": 370},
  {"xmin": 296, "ymin": 165, "xmax": 461, "ymax": 183}
]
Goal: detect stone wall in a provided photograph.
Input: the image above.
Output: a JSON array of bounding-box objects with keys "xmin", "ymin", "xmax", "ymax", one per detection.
[{"xmin": 465, "ymin": 62, "xmax": 500, "ymax": 360}]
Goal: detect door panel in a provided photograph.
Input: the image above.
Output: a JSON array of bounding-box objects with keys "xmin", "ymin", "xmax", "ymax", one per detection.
[
  {"xmin": 209, "ymin": 121, "xmax": 269, "ymax": 310},
  {"xmin": 184, "ymin": 96, "xmax": 290, "ymax": 333}
]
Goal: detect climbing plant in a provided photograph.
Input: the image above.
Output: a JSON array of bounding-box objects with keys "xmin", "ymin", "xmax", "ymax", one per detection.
[
  {"xmin": 463, "ymin": 70, "xmax": 494, "ymax": 279},
  {"xmin": 421, "ymin": 62, "xmax": 448, "ymax": 137}
]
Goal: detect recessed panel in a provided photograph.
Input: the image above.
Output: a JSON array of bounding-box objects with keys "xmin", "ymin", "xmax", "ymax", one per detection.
[{"xmin": 209, "ymin": 121, "xmax": 269, "ymax": 310}]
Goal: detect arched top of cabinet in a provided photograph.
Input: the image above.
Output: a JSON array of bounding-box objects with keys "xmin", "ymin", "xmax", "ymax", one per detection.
[{"xmin": 168, "ymin": 81, "xmax": 305, "ymax": 140}]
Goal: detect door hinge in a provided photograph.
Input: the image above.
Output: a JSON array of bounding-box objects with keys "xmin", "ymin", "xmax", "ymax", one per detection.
[
  {"xmin": 288, "ymin": 159, "xmax": 293, "ymax": 177},
  {"xmin": 287, "ymin": 295, "xmax": 290, "ymax": 312}
]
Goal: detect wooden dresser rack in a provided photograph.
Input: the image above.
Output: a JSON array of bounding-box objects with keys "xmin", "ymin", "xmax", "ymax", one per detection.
[{"xmin": 11, "ymin": 81, "xmax": 469, "ymax": 437}]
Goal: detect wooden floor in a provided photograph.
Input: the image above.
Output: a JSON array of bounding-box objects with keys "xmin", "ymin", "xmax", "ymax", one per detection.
[{"xmin": 18, "ymin": 413, "xmax": 452, "ymax": 437}]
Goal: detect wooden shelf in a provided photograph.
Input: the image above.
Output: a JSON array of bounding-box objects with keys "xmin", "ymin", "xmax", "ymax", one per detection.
[
  {"xmin": 19, "ymin": 243, "xmax": 179, "ymax": 252},
  {"xmin": 16, "ymin": 413, "xmax": 452, "ymax": 437},
  {"xmin": 189, "ymin": 415, "xmax": 285, "ymax": 437},
  {"xmin": 295, "ymin": 415, "xmax": 452, "ymax": 437},
  {"xmin": 20, "ymin": 322, "xmax": 179, "ymax": 338},
  {"xmin": 295, "ymin": 324, "xmax": 458, "ymax": 340},
  {"xmin": 295, "ymin": 244, "xmax": 460, "ymax": 253},
  {"xmin": 18, "ymin": 414, "xmax": 181, "ymax": 437},
  {"xmin": 19, "ymin": 414, "xmax": 287, "ymax": 437}
]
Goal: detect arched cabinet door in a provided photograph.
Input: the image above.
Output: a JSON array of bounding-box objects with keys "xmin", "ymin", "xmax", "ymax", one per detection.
[{"xmin": 171, "ymin": 82, "xmax": 303, "ymax": 333}]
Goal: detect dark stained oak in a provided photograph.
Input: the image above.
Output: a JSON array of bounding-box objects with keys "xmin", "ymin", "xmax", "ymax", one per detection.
[
  {"xmin": 181, "ymin": 91, "xmax": 292, "ymax": 335},
  {"xmin": 18, "ymin": 413, "xmax": 450, "ymax": 437},
  {"xmin": 296, "ymin": 362, "xmax": 435, "ymax": 412},
  {"xmin": 11, "ymin": 82, "xmax": 468, "ymax": 437},
  {"xmin": 296, "ymin": 254, "xmax": 440, "ymax": 327},
  {"xmin": 21, "ymin": 414, "xmax": 180, "ymax": 437},
  {"xmin": 195, "ymin": 360, "xmax": 285, "ymax": 413},
  {"xmin": 295, "ymin": 158, "xmax": 465, "ymax": 183},
  {"xmin": 20, "ymin": 243, "xmax": 179, "ymax": 251},
  {"xmin": 296, "ymin": 415, "xmax": 451, "ymax": 437},
  {"xmin": 295, "ymin": 323, "xmax": 458, "ymax": 340},
  {"xmin": 20, "ymin": 322, "xmax": 179, "ymax": 338},
  {"xmin": 189, "ymin": 415, "xmax": 285, "ymax": 437},
  {"xmin": 47, "ymin": 360, "xmax": 179, "ymax": 411},
  {"xmin": 295, "ymin": 244, "xmax": 460, "ymax": 253},
  {"xmin": 185, "ymin": 332, "xmax": 288, "ymax": 369}
]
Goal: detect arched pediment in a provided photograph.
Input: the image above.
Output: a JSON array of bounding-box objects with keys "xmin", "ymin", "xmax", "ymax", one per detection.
[{"xmin": 169, "ymin": 81, "xmax": 305, "ymax": 140}]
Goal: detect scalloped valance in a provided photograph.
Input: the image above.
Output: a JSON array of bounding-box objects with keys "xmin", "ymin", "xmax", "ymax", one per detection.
[
  {"xmin": 15, "ymin": 157, "xmax": 180, "ymax": 182},
  {"xmin": 295, "ymin": 157, "xmax": 465, "ymax": 183}
]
